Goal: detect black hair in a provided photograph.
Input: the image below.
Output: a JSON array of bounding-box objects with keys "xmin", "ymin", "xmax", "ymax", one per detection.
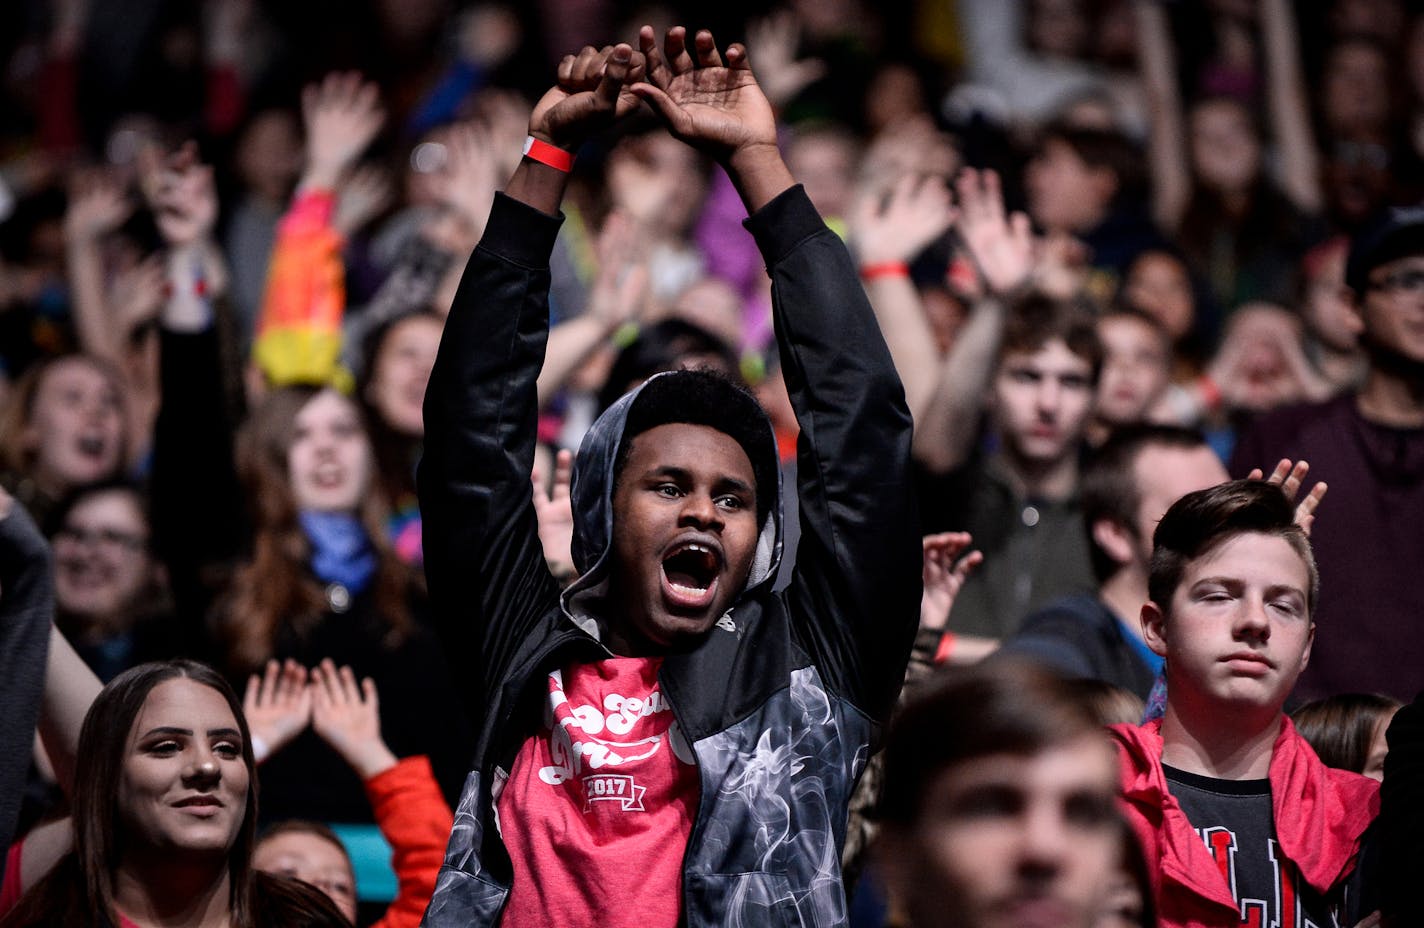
[
  {"xmin": 613, "ymin": 369, "xmax": 777, "ymax": 527},
  {"xmin": 1037, "ymin": 121, "xmax": 1147, "ymax": 209},
  {"xmin": 44, "ymin": 478, "xmax": 153, "ymax": 551}
]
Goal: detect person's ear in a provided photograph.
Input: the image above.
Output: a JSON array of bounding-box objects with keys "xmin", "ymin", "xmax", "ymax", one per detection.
[
  {"xmin": 1091, "ymin": 518, "xmax": 1136, "ymax": 569},
  {"xmin": 1141, "ymin": 601, "xmax": 1169, "ymax": 658},
  {"xmin": 1300, "ymin": 621, "xmax": 1315, "ymax": 672}
]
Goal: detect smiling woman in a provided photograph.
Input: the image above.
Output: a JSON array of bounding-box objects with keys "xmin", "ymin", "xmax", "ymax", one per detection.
[{"xmin": 0, "ymin": 660, "xmax": 347, "ymax": 928}]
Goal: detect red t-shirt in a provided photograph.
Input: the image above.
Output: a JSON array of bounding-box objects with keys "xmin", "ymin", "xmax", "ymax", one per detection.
[
  {"xmin": 0, "ymin": 841, "xmax": 137, "ymax": 927},
  {"xmin": 497, "ymin": 657, "xmax": 698, "ymax": 927}
]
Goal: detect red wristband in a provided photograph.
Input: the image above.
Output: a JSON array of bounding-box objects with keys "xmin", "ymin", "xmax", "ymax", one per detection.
[
  {"xmin": 933, "ymin": 631, "xmax": 957, "ymax": 665},
  {"xmin": 161, "ymin": 278, "xmax": 209, "ymax": 299},
  {"xmin": 1197, "ymin": 374, "xmax": 1222, "ymax": 412},
  {"xmin": 860, "ymin": 261, "xmax": 910, "ymax": 281},
  {"xmin": 523, "ymin": 136, "xmax": 574, "ymax": 173}
]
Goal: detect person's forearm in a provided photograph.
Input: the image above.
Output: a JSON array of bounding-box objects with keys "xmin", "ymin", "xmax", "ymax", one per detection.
[
  {"xmin": 537, "ymin": 315, "xmax": 616, "ymax": 408},
  {"xmin": 342, "ymin": 738, "xmax": 398, "ymax": 781},
  {"xmin": 65, "ymin": 240, "xmax": 121, "ymax": 362},
  {"xmin": 37, "ymin": 626, "xmax": 101, "ymax": 795},
  {"xmin": 913, "ymin": 297, "xmax": 1005, "ymax": 473},
  {"xmin": 726, "ymin": 144, "xmax": 795, "ymax": 216},
  {"xmin": 502, "ymin": 158, "xmax": 571, "ymax": 218},
  {"xmin": 1261, "ymin": 0, "xmax": 1322, "ymax": 213},
  {"xmin": 1136, "ymin": 0, "xmax": 1190, "ymax": 232},
  {"xmin": 865, "ymin": 275, "xmax": 938, "ymax": 425}
]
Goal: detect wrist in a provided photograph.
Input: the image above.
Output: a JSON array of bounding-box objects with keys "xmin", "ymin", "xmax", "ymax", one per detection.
[
  {"xmin": 299, "ymin": 164, "xmax": 343, "ymax": 193},
  {"xmin": 726, "ymin": 141, "xmax": 782, "ymax": 175},
  {"xmin": 726, "ymin": 143, "xmax": 793, "ymax": 215},
  {"xmin": 350, "ymin": 742, "xmax": 399, "ymax": 781},
  {"xmin": 523, "ymin": 135, "xmax": 575, "ymax": 173},
  {"xmin": 860, "ymin": 261, "xmax": 911, "ymax": 281}
]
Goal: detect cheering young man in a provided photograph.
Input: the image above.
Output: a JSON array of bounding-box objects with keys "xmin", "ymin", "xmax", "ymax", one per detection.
[{"xmin": 418, "ymin": 28, "xmax": 918, "ymax": 927}]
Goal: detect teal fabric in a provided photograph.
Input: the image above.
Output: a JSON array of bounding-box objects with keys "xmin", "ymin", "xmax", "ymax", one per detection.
[{"xmin": 329, "ymin": 823, "xmax": 396, "ymax": 902}]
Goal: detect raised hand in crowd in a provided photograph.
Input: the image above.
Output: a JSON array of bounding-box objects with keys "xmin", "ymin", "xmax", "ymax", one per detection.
[
  {"xmin": 144, "ymin": 142, "xmax": 219, "ymax": 251},
  {"xmin": 300, "ymin": 72, "xmax": 387, "ymax": 193},
  {"xmin": 63, "ymin": 168, "xmax": 135, "ymax": 364},
  {"xmin": 915, "ymin": 532, "xmax": 996, "ymax": 668},
  {"xmin": 919, "ymin": 532, "xmax": 983, "ymax": 635},
  {"xmin": 243, "ymin": 658, "xmax": 312, "ymax": 764},
  {"xmin": 1206, "ymin": 303, "xmax": 1334, "ymax": 414},
  {"xmin": 333, "ymin": 163, "xmax": 394, "ymax": 237},
  {"xmin": 745, "ymin": 11, "xmax": 826, "ymax": 112},
  {"xmin": 850, "ymin": 171, "xmax": 955, "ymax": 421},
  {"xmin": 1248, "ymin": 458, "xmax": 1328, "ymax": 535},
  {"xmin": 852, "ymin": 172, "xmax": 955, "ymax": 268},
  {"xmin": 537, "ymin": 209, "xmax": 651, "ymax": 406},
  {"xmin": 310, "ymin": 658, "xmax": 398, "ymax": 780},
  {"xmin": 431, "ymin": 121, "xmax": 498, "ymax": 241},
  {"xmin": 63, "ymin": 168, "xmax": 131, "ymax": 246},
  {"xmin": 531, "ymin": 45, "xmax": 646, "ymax": 152},
  {"xmin": 632, "ymin": 26, "xmax": 791, "ymax": 209},
  {"xmin": 953, "ymin": 167, "xmax": 1035, "ymax": 299},
  {"xmin": 532, "ymin": 448, "xmax": 576, "ymax": 584},
  {"xmin": 502, "ymin": 42, "xmax": 646, "ymax": 216}
]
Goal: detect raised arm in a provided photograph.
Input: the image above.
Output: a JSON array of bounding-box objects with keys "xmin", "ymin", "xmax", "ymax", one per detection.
[
  {"xmin": 1135, "ymin": 0, "xmax": 1192, "ymax": 233},
  {"xmin": 913, "ymin": 169, "xmax": 1031, "ymax": 474},
  {"xmin": 634, "ymin": 26, "xmax": 919, "ymax": 720},
  {"xmin": 1260, "ymin": 0, "xmax": 1322, "ymax": 213},
  {"xmin": 62, "ymin": 169, "xmax": 135, "ymax": 366},
  {"xmin": 849, "ymin": 173, "xmax": 956, "ymax": 425},
  {"xmin": 417, "ymin": 44, "xmax": 645, "ymax": 706}
]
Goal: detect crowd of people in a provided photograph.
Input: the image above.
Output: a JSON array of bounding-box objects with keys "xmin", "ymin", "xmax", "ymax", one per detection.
[{"xmin": 0, "ymin": 0, "xmax": 1423, "ymax": 926}]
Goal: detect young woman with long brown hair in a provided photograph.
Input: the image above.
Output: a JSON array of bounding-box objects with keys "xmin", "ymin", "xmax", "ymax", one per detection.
[{"xmin": 0, "ymin": 660, "xmax": 347, "ymax": 928}]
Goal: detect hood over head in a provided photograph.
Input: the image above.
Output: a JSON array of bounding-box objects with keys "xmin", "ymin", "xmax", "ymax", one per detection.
[{"xmin": 560, "ymin": 369, "xmax": 783, "ymax": 643}]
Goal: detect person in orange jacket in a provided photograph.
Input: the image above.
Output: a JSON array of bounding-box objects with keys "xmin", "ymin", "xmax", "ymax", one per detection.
[{"xmin": 246, "ymin": 659, "xmax": 453, "ymax": 928}]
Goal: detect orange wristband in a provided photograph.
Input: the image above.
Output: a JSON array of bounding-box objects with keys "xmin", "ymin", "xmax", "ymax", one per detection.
[
  {"xmin": 860, "ymin": 261, "xmax": 910, "ymax": 281},
  {"xmin": 523, "ymin": 136, "xmax": 574, "ymax": 173},
  {"xmin": 933, "ymin": 631, "xmax": 957, "ymax": 665}
]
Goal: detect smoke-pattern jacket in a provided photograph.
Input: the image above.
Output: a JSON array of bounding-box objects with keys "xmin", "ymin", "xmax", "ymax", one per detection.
[{"xmin": 417, "ymin": 185, "xmax": 920, "ymax": 926}]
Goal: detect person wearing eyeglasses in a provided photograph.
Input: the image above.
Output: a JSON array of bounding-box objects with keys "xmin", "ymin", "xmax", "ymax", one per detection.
[
  {"xmin": 1232, "ymin": 203, "xmax": 1424, "ymax": 703},
  {"xmin": 47, "ymin": 480, "xmax": 183, "ymax": 682}
]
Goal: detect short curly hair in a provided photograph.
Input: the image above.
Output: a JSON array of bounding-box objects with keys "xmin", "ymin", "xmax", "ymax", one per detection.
[{"xmin": 613, "ymin": 369, "xmax": 778, "ymax": 526}]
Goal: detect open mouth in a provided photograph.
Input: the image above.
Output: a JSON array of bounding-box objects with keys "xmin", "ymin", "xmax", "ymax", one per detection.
[
  {"xmin": 76, "ymin": 434, "xmax": 108, "ymax": 458},
  {"xmin": 660, "ymin": 541, "xmax": 723, "ymax": 610},
  {"xmin": 310, "ymin": 465, "xmax": 347, "ymax": 490}
]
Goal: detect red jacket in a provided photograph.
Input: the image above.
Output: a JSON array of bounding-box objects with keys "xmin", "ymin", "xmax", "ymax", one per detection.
[
  {"xmin": 366, "ymin": 755, "xmax": 456, "ymax": 928},
  {"xmin": 1110, "ymin": 718, "xmax": 1378, "ymax": 928}
]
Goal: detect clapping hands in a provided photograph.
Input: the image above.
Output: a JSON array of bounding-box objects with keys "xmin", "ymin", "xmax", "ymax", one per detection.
[{"xmin": 242, "ymin": 658, "xmax": 396, "ymax": 779}]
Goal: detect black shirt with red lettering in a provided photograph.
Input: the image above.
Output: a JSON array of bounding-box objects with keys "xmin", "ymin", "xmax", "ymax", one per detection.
[{"xmin": 1164, "ymin": 765, "xmax": 1340, "ymax": 928}]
